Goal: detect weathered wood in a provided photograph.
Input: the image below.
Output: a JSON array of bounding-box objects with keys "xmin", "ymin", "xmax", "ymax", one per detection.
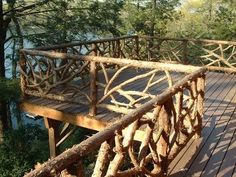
[
  {"xmin": 19, "ymin": 52, "xmax": 27, "ymax": 95},
  {"xmin": 23, "ymin": 68, "xmax": 206, "ymax": 177},
  {"xmin": 168, "ymin": 73, "xmax": 236, "ymax": 176},
  {"xmin": 21, "ymin": 101, "xmax": 108, "ymax": 131},
  {"xmin": 19, "ymin": 33, "xmax": 236, "ymax": 177},
  {"xmin": 157, "ymin": 101, "xmax": 171, "ymax": 174},
  {"xmin": 21, "ymin": 49, "xmax": 202, "ymax": 73},
  {"xmin": 44, "ymin": 118, "xmax": 61, "ymax": 158},
  {"xmin": 207, "ymin": 66, "xmax": 236, "ymax": 73},
  {"xmin": 92, "ymin": 141, "xmax": 111, "ymax": 177},
  {"xmin": 33, "ymin": 35, "xmax": 137, "ymax": 51},
  {"xmin": 195, "ymin": 74, "xmax": 205, "ymax": 138},
  {"xmin": 89, "ymin": 57, "xmax": 98, "ymax": 116}
]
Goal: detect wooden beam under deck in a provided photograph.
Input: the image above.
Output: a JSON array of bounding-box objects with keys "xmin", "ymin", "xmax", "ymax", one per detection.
[
  {"xmin": 21, "ymin": 101, "xmax": 152, "ymax": 142},
  {"xmin": 21, "ymin": 101, "xmax": 108, "ymax": 131}
]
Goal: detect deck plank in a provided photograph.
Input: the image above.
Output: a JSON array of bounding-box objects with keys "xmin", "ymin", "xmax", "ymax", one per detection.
[
  {"xmin": 168, "ymin": 73, "xmax": 236, "ymax": 176},
  {"xmin": 168, "ymin": 73, "xmax": 234, "ymax": 174},
  {"xmin": 216, "ymin": 128, "xmax": 236, "ymax": 177},
  {"xmin": 201, "ymin": 110, "xmax": 236, "ymax": 177}
]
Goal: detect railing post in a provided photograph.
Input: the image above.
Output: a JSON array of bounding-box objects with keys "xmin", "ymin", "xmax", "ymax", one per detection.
[
  {"xmin": 19, "ymin": 51, "xmax": 27, "ymax": 96},
  {"xmin": 157, "ymin": 100, "xmax": 171, "ymax": 175},
  {"xmin": 195, "ymin": 73, "xmax": 205, "ymax": 138},
  {"xmin": 89, "ymin": 44, "xmax": 98, "ymax": 116},
  {"xmin": 135, "ymin": 35, "xmax": 140, "ymax": 59},
  {"xmin": 116, "ymin": 39, "xmax": 121, "ymax": 58},
  {"xmin": 182, "ymin": 39, "xmax": 188, "ymax": 64}
]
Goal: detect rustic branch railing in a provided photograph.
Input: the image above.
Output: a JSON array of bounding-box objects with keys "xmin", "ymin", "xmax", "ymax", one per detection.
[
  {"xmin": 138, "ymin": 35, "xmax": 236, "ymax": 73},
  {"xmin": 34, "ymin": 35, "xmax": 140, "ymax": 59},
  {"xmin": 27, "ymin": 35, "xmax": 236, "ymax": 73},
  {"xmin": 21, "ymin": 34, "xmax": 236, "ymax": 176},
  {"xmin": 24, "ymin": 67, "xmax": 206, "ymax": 177},
  {"xmin": 20, "ymin": 49, "xmax": 202, "ymax": 118}
]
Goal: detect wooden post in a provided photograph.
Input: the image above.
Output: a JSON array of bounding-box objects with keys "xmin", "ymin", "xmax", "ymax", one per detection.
[
  {"xmin": 116, "ymin": 39, "xmax": 121, "ymax": 58},
  {"xmin": 89, "ymin": 43, "xmax": 98, "ymax": 116},
  {"xmin": 19, "ymin": 51, "xmax": 27, "ymax": 96},
  {"xmin": 182, "ymin": 40, "xmax": 188, "ymax": 64},
  {"xmin": 195, "ymin": 74, "xmax": 205, "ymax": 138},
  {"xmin": 135, "ymin": 36, "xmax": 140, "ymax": 59},
  {"xmin": 44, "ymin": 118, "xmax": 60, "ymax": 158},
  {"xmin": 157, "ymin": 100, "xmax": 171, "ymax": 174}
]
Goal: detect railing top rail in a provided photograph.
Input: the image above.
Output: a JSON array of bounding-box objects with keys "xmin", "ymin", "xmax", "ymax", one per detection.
[
  {"xmin": 21, "ymin": 49, "xmax": 202, "ymax": 73},
  {"xmin": 24, "ymin": 67, "xmax": 206, "ymax": 177},
  {"xmin": 29, "ymin": 35, "xmax": 236, "ymax": 52},
  {"xmin": 32, "ymin": 35, "xmax": 138, "ymax": 51},
  {"xmin": 139, "ymin": 35, "xmax": 236, "ymax": 45}
]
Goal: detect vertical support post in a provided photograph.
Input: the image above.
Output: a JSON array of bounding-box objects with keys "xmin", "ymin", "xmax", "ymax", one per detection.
[
  {"xmin": 116, "ymin": 39, "xmax": 121, "ymax": 58},
  {"xmin": 134, "ymin": 35, "xmax": 140, "ymax": 59},
  {"xmin": 182, "ymin": 39, "xmax": 188, "ymax": 64},
  {"xmin": 195, "ymin": 73, "xmax": 205, "ymax": 138},
  {"xmin": 44, "ymin": 118, "xmax": 60, "ymax": 158},
  {"xmin": 157, "ymin": 100, "xmax": 172, "ymax": 175},
  {"xmin": 89, "ymin": 44, "xmax": 98, "ymax": 116},
  {"xmin": 19, "ymin": 51, "xmax": 27, "ymax": 96}
]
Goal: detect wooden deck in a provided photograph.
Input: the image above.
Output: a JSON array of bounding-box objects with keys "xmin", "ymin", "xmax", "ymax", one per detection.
[
  {"xmin": 21, "ymin": 71, "xmax": 236, "ymax": 177},
  {"xmin": 169, "ymin": 72, "xmax": 236, "ymax": 177}
]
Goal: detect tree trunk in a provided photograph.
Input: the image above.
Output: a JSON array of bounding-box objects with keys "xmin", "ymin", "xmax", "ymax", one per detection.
[
  {"xmin": 0, "ymin": 1, "xmax": 6, "ymax": 78},
  {"xmin": 0, "ymin": 1, "xmax": 10, "ymax": 139}
]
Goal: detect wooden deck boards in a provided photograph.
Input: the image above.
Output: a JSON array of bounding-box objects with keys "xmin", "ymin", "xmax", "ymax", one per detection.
[
  {"xmin": 20, "ymin": 71, "xmax": 236, "ymax": 177},
  {"xmin": 168, "ymin": 72, "xmax": 236, "ymax": 177}
]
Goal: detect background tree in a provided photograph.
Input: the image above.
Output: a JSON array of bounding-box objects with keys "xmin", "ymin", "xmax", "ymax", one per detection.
[
  {"xmin": 0, "ymin": 0, "xmax": 49, "ymax": 140},
  {"xmin": 166, "ymin": 0, "xmax": 236, "ymax": 40},
  {"xmin": 27, "ymin": 0, "xmax": 124, "ymax": 46},
  {"xmin": 120, "ymin": 0, "xmax": 180, "ymax": 36}
]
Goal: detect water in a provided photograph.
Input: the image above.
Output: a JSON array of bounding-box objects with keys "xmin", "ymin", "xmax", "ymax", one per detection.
[{"xmin": 4, "ymin": 38, "xmax": 45, "ymax": 128}]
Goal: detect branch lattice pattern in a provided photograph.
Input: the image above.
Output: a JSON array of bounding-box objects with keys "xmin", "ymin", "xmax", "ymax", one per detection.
[
  {"xmin": 24, "ymin": 69, "xmax": 205, "ymax": 177},
  {"xmin": 188, "ymin": 41, "xmax": 236, "ymax": 69},
  {"xmin": 96, "ymin": 64, "xmax": 175, "ymax": 114},
  {"xmin": 91, "ymin": 77, "xmax": 204, "ymax": 177},
  {"xmin": 20, "ymin": 53, "xmax": 91, "ymax": 105},
  {"xmin": 139, "ymin": 36, "xmax": 236, "ymax": 72}
]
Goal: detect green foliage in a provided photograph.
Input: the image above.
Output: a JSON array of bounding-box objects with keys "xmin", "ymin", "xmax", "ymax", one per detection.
[
  {"xmin": 121, "ymin": 0, "xmax": 180, "ymax": 36},
  {"xmin": 166, "ymin": 0, "xmax": 236, "ymax": 40},
  {"xmin": 0, "ymin": 78, "xmax": 20, "ymax": 101},
  {"xmin": 0, "ymin": 124, "xmax": 49, "ymax": 177},
  {"xmin": 59, "ymin": 127, "xmax": 97, "ymax": 165},
  {"xmin": 211, "ymin": 6, "xmax": 236, "ymax": 40},
  {"xmin": 26, "ymin": 0, "xmax": 124, "ymax": 46}
]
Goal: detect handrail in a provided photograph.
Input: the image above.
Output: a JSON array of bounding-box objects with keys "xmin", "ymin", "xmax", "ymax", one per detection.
[
  {"xmin": 139, "ymin": 35, "xmax": 236, "ymax": 45},
  {"xmin": 24, "ymin": 67, "xmax": 206, "ymax": 177},
  {"xmin": 21, "ymin": 49, "xmax": 202, "ymax": 73},
  {"xmin": 22, "ymin": 35, "xmax": 236, "ymax": 73},
  {"xmin": 31, "ymin": 35, "xmax": 138, "ymax": 51}
]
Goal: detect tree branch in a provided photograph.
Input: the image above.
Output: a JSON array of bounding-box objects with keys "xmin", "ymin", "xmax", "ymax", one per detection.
[{"xmin": 3, "ymin": 0, "xmax": 50, "ymax": 16}]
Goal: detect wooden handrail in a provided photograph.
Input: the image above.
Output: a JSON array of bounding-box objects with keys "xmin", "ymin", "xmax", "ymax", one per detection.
[
  {"xmin": 139, "ymin": 35, "xmax": 236, "ymax": 45},
  {"xmin": 21, "ymin": 35, "xmax": 236, "ymax": 73},
  {"xmin": 24, "ymin": 67, "xmax": 206, "ymax": 177},
  {"xmin": 20, "ymin": 49, "xmax": 202, "ymax": 73},
  {"xmin": 31, "ymin": 35, "xmax": 138, "ymax": 51}
]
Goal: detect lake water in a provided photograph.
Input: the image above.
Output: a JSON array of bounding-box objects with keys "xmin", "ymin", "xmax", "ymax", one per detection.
[{"xmin": 5, "ymin": 39, "xmax": 45, "ymax": 128}]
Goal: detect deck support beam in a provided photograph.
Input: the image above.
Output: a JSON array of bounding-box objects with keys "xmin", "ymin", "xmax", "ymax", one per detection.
[{"xmin": 44, "ymin": 117, "xmax": 60, "ymax": 158}]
